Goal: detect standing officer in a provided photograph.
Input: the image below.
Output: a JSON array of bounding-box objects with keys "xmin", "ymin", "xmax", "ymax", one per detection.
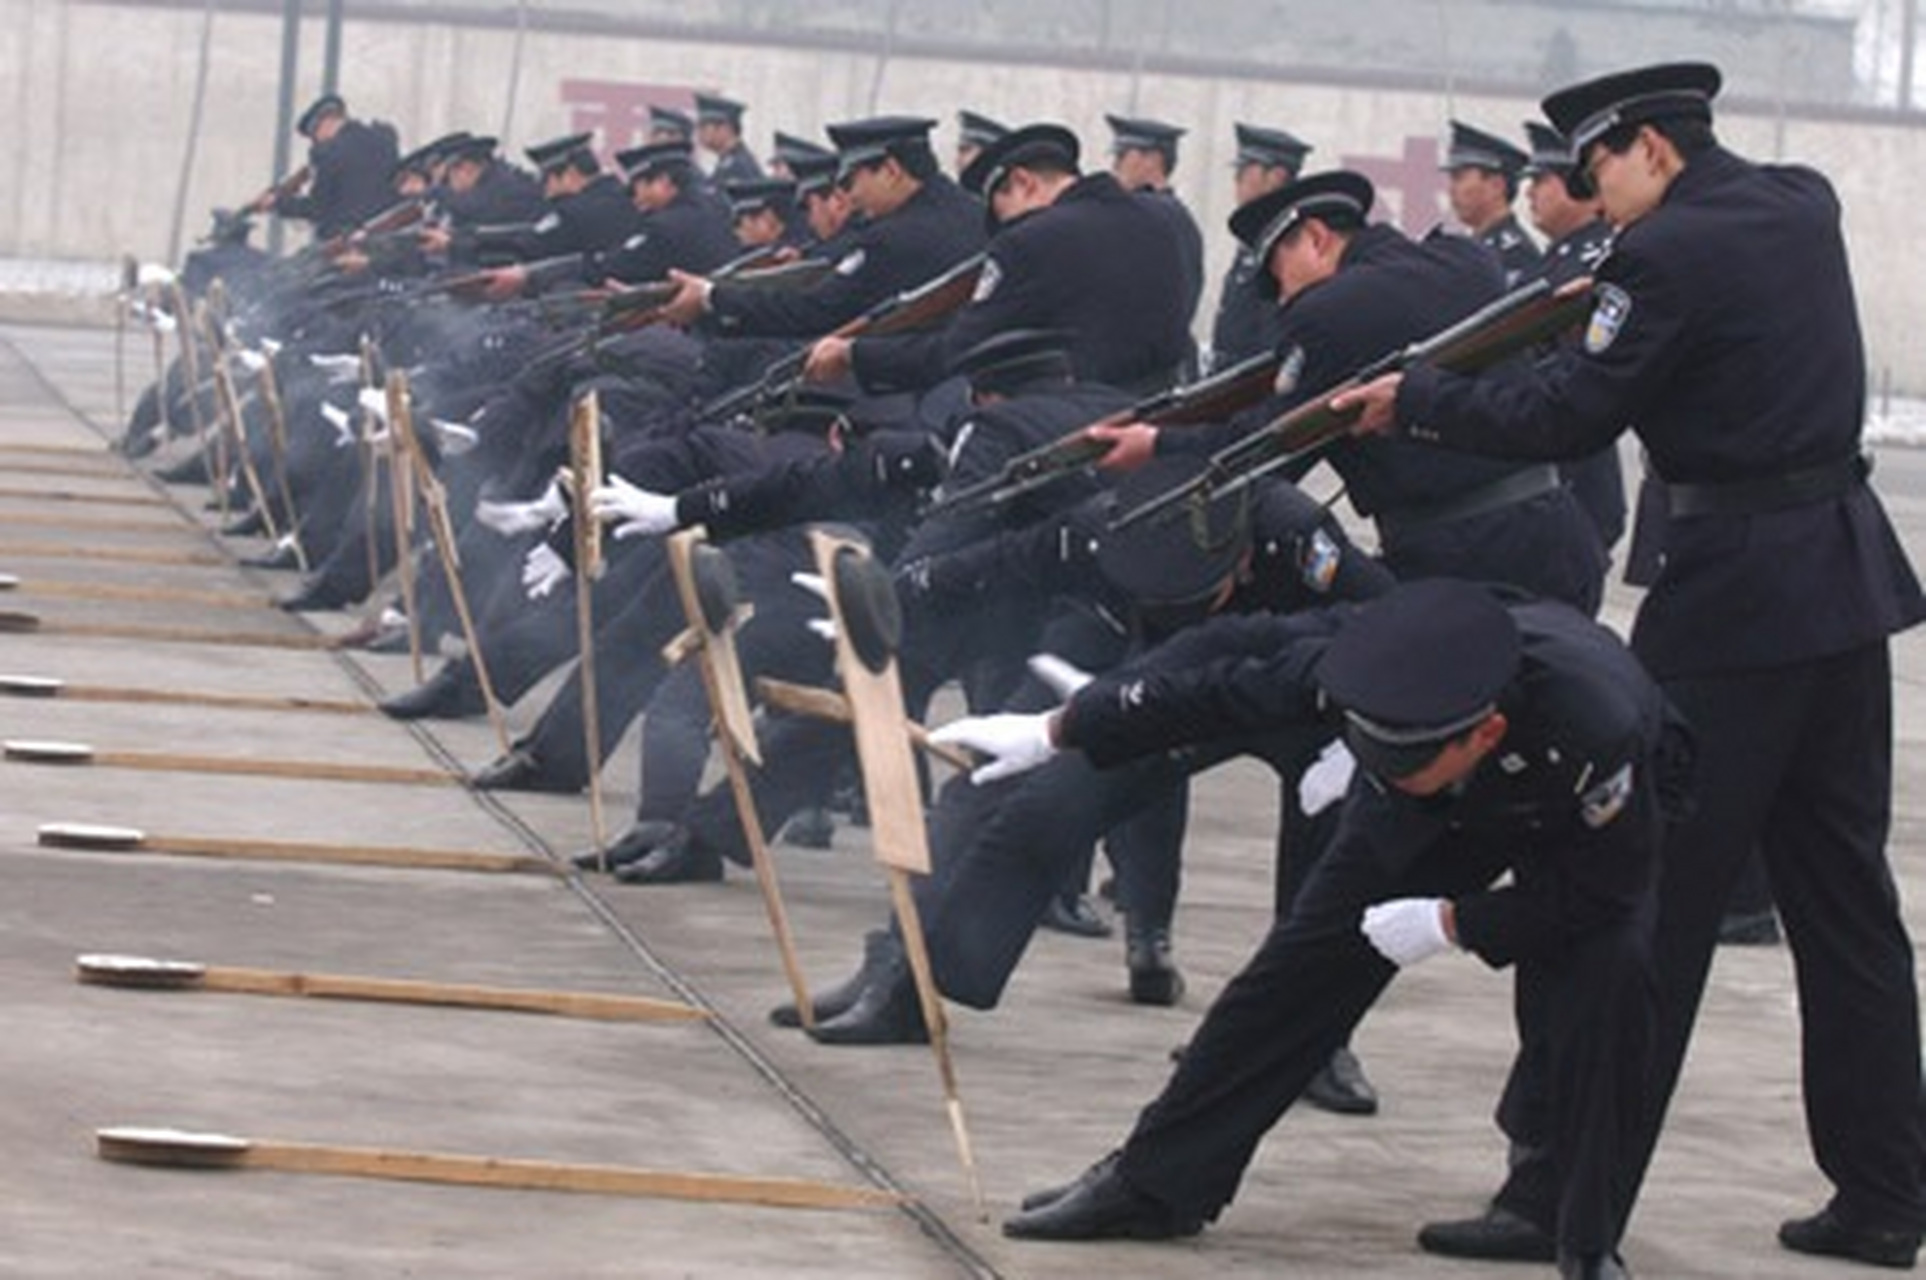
[
  {"xmin": 1519, "ymin": 120, "xmax": 1626, "ymax": 560},
  {"xmin": 648, "ymin": 104, "xmax": 694, "ymax": 145},
  {"xmin": 261, "ymin": 94, "xmax": 401, "ymax": 239},
  {"xmin": 1442, "ymin": 120, "xmax": 1540, "ymax": 286},
  {"xmin": 695, "ymin": 92, "xmax": 763, "ymax": 186},
  {"xmin": 657, "ymin": 116, "xmax": 984, "ymax": 336},
  {"xmin": 800, "ymin": 123, "xmax": 1190, "ymax": 398},
  {"xmin": 1106, "ymin": 114, "xmax": 1205, "ymax": 334},
  {"xmin": 1209, "ymin": 123, "xmax": 1311, "ymax": 371},
  {"xmin": 1340, "ymin": 61, "xmax": 1926, "ymax": 1271},
  {"xmin": 958, "ymin": 579, "xmax": 1681, "ymax": 1280}
]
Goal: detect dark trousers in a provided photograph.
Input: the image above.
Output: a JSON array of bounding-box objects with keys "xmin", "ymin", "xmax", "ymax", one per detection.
[
  {"xmin": 1117, "ymin": 823, "xmax": 1656, "ymax": 1257},
  {"xmin": 1493, "ymin": 641, "xmax": 1926, "ymax": 1234}
]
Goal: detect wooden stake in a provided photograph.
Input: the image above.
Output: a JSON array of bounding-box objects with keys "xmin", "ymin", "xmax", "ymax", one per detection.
[
  {"xmin": 383, "ymin": 373, "xmax": 423, "ymax": 684},
  {"xmin": 75, "ymin": 954, "xmax": 704, "ymax": 1023},
  {"xmin": 95, "ymin": 1128, "xmax": 903, "ymax": 1211},
  {"xmin": 253, "ymin": 355, "xmax": 309, "ymax": 571},
  {"xmin": 0, "ymin": 675, "xmax": 369, "ymax": 714},
  {"xmin": 6, "ymin": 741, "xmax": 458, "ymax": 786},
  {"xmin": 568, "ymin": 391, "xmax": 608, "ymax": 858},
  {"xmin": 756, "ymin": 677, "xmax": 974, "ymax": 771},
  {"xmin": 37, "ymin": 821, "xmax": 560, "ymax": 875},
  {"xmin": 665, "ymin": 529, "xmax": 816, "ymax": 1029}
]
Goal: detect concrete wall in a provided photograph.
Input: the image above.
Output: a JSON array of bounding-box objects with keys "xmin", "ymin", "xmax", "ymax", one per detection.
[{"xmin": 6, "ymin": 0, "xmax": 1925, "ymax": 389}]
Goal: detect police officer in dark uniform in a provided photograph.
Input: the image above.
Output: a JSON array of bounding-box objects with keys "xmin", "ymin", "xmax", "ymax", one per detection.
[
  {"xmin": 1107, "ymin": 114, "xmax": 1205, "ymax": 335},
  {"xmin": 264, "ymin": 94, "xmax": 401, "ymax": 240},
  {"xmin": 1093, "ymin": 172, "xmax": 1607, "ymax": 615},
  {"xmin": 976, "ymin": 579, "xmax": 1679, "ymax": 1280},
  {"xmin": 604, "ymin": 140, "xmax": 739, "ymax": 283},
  {"xmin": 657, "ymin": 116, "xmax": 984, "ymax": 337},
  {"xmin": 1519, "ymin": 120, "xmax": 1626, "ymax": 560},
  {"xmin": 724, "ymin": 178, "xmax": 810, "ymax": 253},
  {"xmin": 954, "ymin": 109, "xmax": 1009, "ymax": 176},
  {"xmin": 803, "ymin": 124, "xmax": 1190, "ymax": 399},
  {"xmin": 436, "ymin": 134, "xmax": 546, "ymax": 238},
  {"xmin": 1209, "ymin": 123, "xmax": 1310, "ymax": 372},
  {"xmin": 768, "ymin": 131, "xmax": 832, "ymax": 181},
  {"xmin": 648, "ymin": 105, "xmax": 694, "ymax": 145},
  {"xmin": 695, "ymin": 92, "xmax": 763, "ymax": 187},
  {"xmin": 464, "ymin": 133, "xmax": 642, "ymax": 291},
  {"xmin": 1442, "ymin": 120, "xmax": 1541, "ymax": 287},
  {"xmin": 1342, "ymin": 61, "xmax": 1926, "ymax": 1272}
]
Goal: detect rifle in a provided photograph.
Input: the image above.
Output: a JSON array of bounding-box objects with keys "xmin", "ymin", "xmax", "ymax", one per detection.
[
  {"xmin": 1111, "ymin": 277, "xmax": 1592, "ymax": 532},
  {"xmin": 247, "ymin": 165, "xmax": 311, "ymax": 214},
  {"xmin": 698, "ymin": 252, "xmax": 988, "ymax": 424},
  {"xmin": 927, "ymin": 350, "xmax": 1286, "ymax": 515}
]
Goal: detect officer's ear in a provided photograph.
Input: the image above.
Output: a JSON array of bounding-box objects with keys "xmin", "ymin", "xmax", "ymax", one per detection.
[{"xmin": 1468, "ymin": 711, "xmax": 1509, "ymax": 755}]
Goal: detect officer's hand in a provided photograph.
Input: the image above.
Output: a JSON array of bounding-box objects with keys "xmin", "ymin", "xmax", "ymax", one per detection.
[
  {"xmin": 1297, "ymin": 739, "xmax": 1357, "ymax": 816},
  {"xmin": 1360, "ymin": 898, "xmax": 1454, "ymax": 967},
  {"xmin": 788, "ymin": 572, "xmax": 838, "ymax": 643},
  {"xmin": 802, "ymin": 336, "xmax": 854, "ymax": 385},
  {"xmin": 928, "ymin": 711, "xmax": 1061, "ymax": 785},
  {"xmin": 1085, "ymin": 423, "xmax": 1158, "ymax": 473},
  {"xmin": 520, "ymin": 543, "xmax": 571, "ymax": 600},
  {"xmin": 1027, "ymin": 653, "xmax": 1093, "ymax": 699},
  {"xmin": 417, "ymin": 226, "xmax": 452, "ymax": 255},
  {"xmin": 320, "ymin": 402, "xmax": 356, "ymax": 449},
  {"xmin": 475, "ymin": 476, "xmax": 568, "ymax": 537},
  {"xmin": 656, "ymin": 270, "xmax": 713, "ymax": 327},
  {"xmin": 1329, "ymin": 373, "xmax": 1403, "ymax": 437},
  {"xmin": 479, "ymin": 265, "xmax": 527, "ymax": 302},
  {"xmin": 588, "ymin": 473, "xmax": 679, "ymax": 540}
]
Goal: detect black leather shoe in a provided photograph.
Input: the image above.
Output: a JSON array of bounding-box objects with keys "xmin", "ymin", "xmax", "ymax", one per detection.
[
  {"xmin": 1418, "ymin": 1204, "xmax": 1557, "ymax": 1262},
  {"xmin": 613, "ymin": 831, "xmax": 723, "ymax": 885},
  {"xmin": 1041, "ymin": 891, "xmax": 1112, "ymax": 939},
  {"xmin": 1304, "ymin": 1045, "xmax": 1379, "ymax": 1116},
  {"xmin": 781, "ymin": 806, "xmax": 835, "ymax": 849},
  {"xmin": 277, "ymin": 578, "xmax": 353, "ymax": 612},
  {"xmin": 771, "ymin": 929, "xmax": 899, "ymax": 1028},
  {"xmin": 572, "ymin": 820, "xmax": 682, "ymax": 872},
  {"xmin": 470, "ymin": 747, "xmax": 581, "ymax": 794},
  {"xmin": 1780, "ymin": 1207, "xmax": 1923, "ymax": 1269},
  {"xmin": 153, "ymin": 452, "xmax": 210, "ymax": 484},
  {"xmin": 221, "ymin": 507, "xmax": 269, "ymax": 537},
  {"xmin": 1125, "ymin": 924, "xmax": 1185, "ymax": 1006},
  {"xmin": 242, "ymin": 541, "xmax": 302, "ymax": 571},
  {"xmin": 1020, "ymin": 1151, "xmax": 1123, "ymax": 1212},
  {"xmin": 1002, "ymin": 1162, "xmax": 1202, "ymax": 1241},
  {"xmin": 806, "ymin": 955, "xmax": 928, "ymax": 1046},
  {"xmin": 378, "ymin": 662, "xmax": 481, "ymax": 721},
  {"xmin": 1719, "ymin": 909, "xmax": 1782, "ymax": 946},
  {"xmin": 1559, "ymin": 1251, "xmax": 1632, "ymax": 1279}
]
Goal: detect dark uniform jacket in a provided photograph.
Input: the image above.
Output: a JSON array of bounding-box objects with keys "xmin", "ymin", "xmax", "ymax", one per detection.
[
  {"xmin": 711, "ymin": 145, "xmax": 764, "ymax": 188},
  {"xmin": 441, "ymin": 162, "xmax": 547, "ymax": 232},
  {"xmin": 508, "ymin": 174, "xmax": 643, "ymax": 276},
  {"xmin": 1168, "ymin": 223, "xmax": 1606, "ymax": 608},
  {"xmin": 280, "ymin": 118, "xmax": 401, "ymax": 239},
  {"xmin": 853, "ymin": 173, "xmax": 1190, "ymax": 396},
  {"xmin": 1210, "ymin": 242, "xmax": 1286, "ymax": 372},
  {"xmin": 602, "ymin": 186, "xmax": 740, "ymax": 283},
  {"xmin": 707, "ymin": 175, "xmax": 985, "ymax": 337},
  {"xmin": 1141, "ymin": 186, "xmax": 1205, "ymax": 326},
  {"xmin": 1479, "ymin": 212, "xmax": 1543, "ymax": 288},
  {"xmin": 1531, "ymin": 216, "xmax": 1627, "ymax": 554},
  {"xmin": 1059, "ymin": 594, "xmax": 1679, "ymax": 966},
  {"xmin": 1399, "ymin": 146, "xmax": 1926, "ymax": 676}
]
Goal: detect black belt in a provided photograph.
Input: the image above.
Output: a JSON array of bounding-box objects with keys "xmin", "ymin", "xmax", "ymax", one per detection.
[
  {"xmin": 1666, "ymin": 454, "xmax": 1869, "ymax": 519},
  {"xmin": 1378, "ymin": 464, "xmax": 1562, "ymax": 540}
]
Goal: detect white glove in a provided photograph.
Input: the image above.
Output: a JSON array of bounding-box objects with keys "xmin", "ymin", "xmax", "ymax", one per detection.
[
  {"xmin": 928, "ymin": 711, "xmax": 1059, "ymax": 785},
  {"xmin": 788, "ymin": 572, "xmax": 838, "ymax": 643},
  {"xmin": 356, "ymin": 386, "xmax": 390, "ymax": 426},
  {"xmin": 320, "ymin": 401, "xmax": 356, "ymax": 449},
  {"xmin": 235, "ymin": 348, "xmax": 268, "ymax": 373},
  {"xmin": 475, "ymin": 478, "xmax": 567, "ymax": 537},
  {"xmin": 260, "ymin": 338, "xmax": 283, "ymax": 357},
  {"xmin": 1360, "ymin": 898, "xmax": 1453, "ymax": 968},
  {"xmin": 588, "ymin": 473, "xmax": 679, "ymax": 540},
  {"xmin": 136, "ymin": 263, "xmax": 177, "ymax": 287},
  {"xmin": 1027, "ymin": 653, "xmax": 1093, "ymax": 699},
  {"xmin": 1298, "ymin": 739, "xmax": 1357, "ymax": 817},
  {"xmin": 431, "ymin": 418, "xmax": 479, "ymax": 456},
  {"xmin": 308, "ymin": 352, "xmax": 362, "ymax": 383},
  {"xmin": 520, "ymin": 543, "xmax": 570, "ymax": 600},
  {"xmin": 148, "ymin": 309, "xmax": 178, "ymax": 335}
]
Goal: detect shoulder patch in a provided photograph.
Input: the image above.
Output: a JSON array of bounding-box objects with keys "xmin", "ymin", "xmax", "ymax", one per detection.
[
  {"xmin": 533, "ymin": 212, "xmax": 561, "ymax": 234},
  {"xmin": 1579, "ymin": 762, "xmax": 1635, "ymax": 829},
  {"xmin": 835, "ymin": 248, "xmax": 867, "ymax": 277},
  {"xmin": 1273, "ymin": 344, "xmax": 1306, "ymax": 397},
  {"xmin": 1298, "ymin": 527, "xmax": 1341, "ymax": 593},
  {"xmin": 622, "ymin": 232, "xmax": 648, "ymax": 251},
  {"xmin": 1585, "ymin": 284, "xmax": 1632, "ymax": 355},
  {"xmin": 971, "ymin": 257, "xmax": 1002, "ymax": 302}
]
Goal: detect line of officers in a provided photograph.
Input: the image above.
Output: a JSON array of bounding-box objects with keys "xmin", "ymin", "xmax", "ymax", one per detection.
[{"xmin": 190, "ymin": 60, "xmax": 1924, "ymax": 1280}]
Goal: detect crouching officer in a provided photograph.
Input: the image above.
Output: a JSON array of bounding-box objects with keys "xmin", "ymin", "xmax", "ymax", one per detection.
[{"xmin": 947, "ymin": 579, "xmax": 1689, "ymax": 1280}]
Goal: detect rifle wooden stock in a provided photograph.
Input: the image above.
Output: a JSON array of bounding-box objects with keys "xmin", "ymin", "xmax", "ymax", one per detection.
[
  {"xmin": 1113, "ymin": 279, "xmax": 1589, "ymax": 530},
  {"xmin": 249, "ymin": 165, "xmax": 310, "ymax": 213},
  {"xmin": 928, "ymin": 350, "xmax": 1284, "ymax": 515}
]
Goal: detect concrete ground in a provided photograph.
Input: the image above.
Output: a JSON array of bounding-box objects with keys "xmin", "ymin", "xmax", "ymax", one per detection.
[{"xmin": 1, "ymin": 319, "xmax": 1923, "ymax": 1279}]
